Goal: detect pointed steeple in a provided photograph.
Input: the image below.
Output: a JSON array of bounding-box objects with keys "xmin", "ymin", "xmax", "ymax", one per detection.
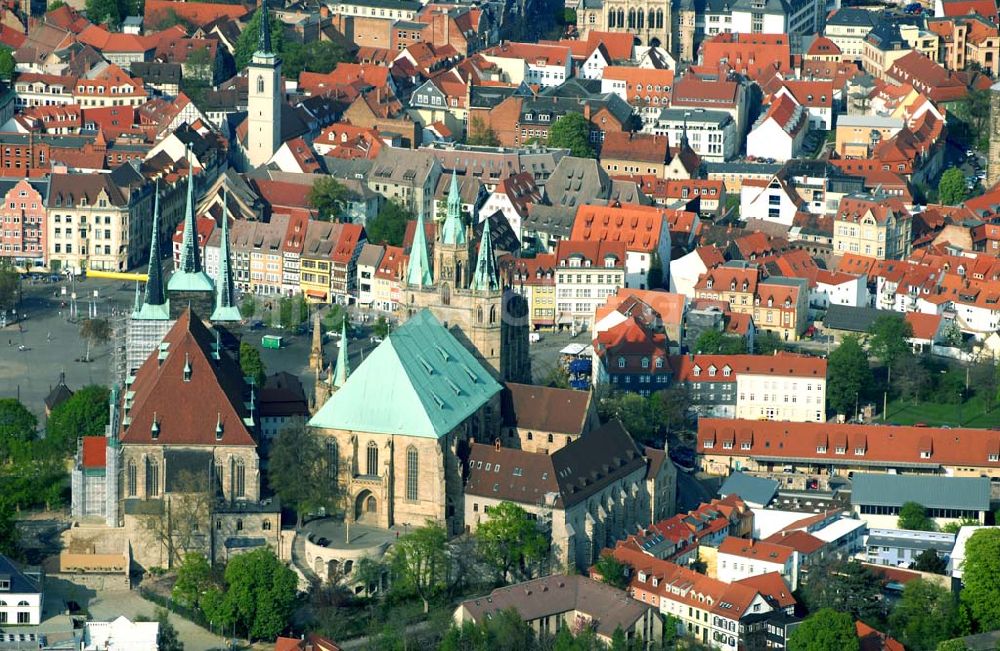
[
  {"xmin": 471, "ymin": 216, "xmax": 500, "ymax": 292},
  {"xmin": 211, "ymin": 189, "xmax": 241, "ymax": 322},
  {"xmin": 680, "ymin": 114, "xmax": 691, "ymax": 151},
  {"xmin": 406, "ymin": 209, "xmax": 433, "ymax": 287},
  {"xmin": 144, "ymin": 182, "xmax": 165, "ymax": 306},
  {"xmin": 178, "ymin": 149, "xmax": 201, "ymax": 274},
  {"xmin": 257, "ymin": 0, "xmax": 273, "ymax": 56},
  {"xmin": 441, "ymin": 171, "xmax": 467, "ymax": 245},
  {"xmin": 333, "ymin": 320, "xmax": 349, "ymax": 388}
]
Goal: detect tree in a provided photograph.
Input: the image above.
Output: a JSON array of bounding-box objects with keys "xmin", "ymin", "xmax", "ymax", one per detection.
[
  {"xmin": 867, "ymin": 313, "xmax": 913, "ymax": 371},
  {"xmin": 372, "ymin": 316, "xmax": 390, "ymax": 339},
  {"xmin": 141, "ymin": 470, "xmax": 214, "ymax": 567},
  {"xmin": 476, "ymin": 502, "xmax": 548, "ymax": 583},
  {"xmin": 239, "ymin": 342, "xmax": 266, "ymax": 387},
  {"xmin": 656, "ymin": 384, "xmax": 692, "ymax": 434},
  {"xmin": 647, "ymin": 252, "xmax": 664, "ymax": 289},
  {"xmin": 79, "ymin": 317, "xmax": 111, "ymax": 362},
  {"xmin": 240, "ymin": 294, "xmax": 257, "ymax": 319},
  {"xmin": 0, "ymin": 265, "xmax": 18, "ymax": 310},
  {"xmin": 890, "ymin": 579, "xmax": 958, "ymax": 651},
  {"xmin": 467, "ymin": 115, "xmax": 500, "ymax": 147},
  {"xmin": 898, "ymin": 501, "xmax": 935, "ymax": 531},
  {"xmin": 799, "ymin": 559, "xmax": 885, "ymax": 623},
  {"xmin": 935, "ymin": 641, "xmax": 969, "ymax": 651},
  {"xmin": 0, "ymin": 398, "xmax": 37, "ymax": 464},
  {"xmin": 970, "ymin": 358, "xmax": 999, "ymax": 413},
  {"xmin": 956, "ymin": 87, "xmax": 990, "ymax": 150},
  {"xmin": 0, "ymin": 48, "xmax": 14, "ymax": 81},
  {"xmin": 389, "ymin": 521, "xmax": 449, "ymax": 613},
  {"xmin": 281, "ymin": 40, "xmax": 351, "ymax": 78},
  {"xmin": 212, "ymin": 548, "xmax": 297, "ymax": 641},
  {"xmin": 0, "ymin": 498, "xmax": 19, "ymax": 559},
  {"xmin": 85, "ymin": 0, "xmax": 123, "ymax": 29},
  {"xmin": 366, "ymin": 201, "xmax": 411, "ymax": 247},
  {"xmin": 754, "ymin": 331, "xmax": 786, "ymax": 355},
  {"xmin": 941, "ymin": 517, "xmax": 981, "ymax": 534},
  {"xmin": 893, "ymin": 355, "xmax": 931, "ymax": 405},
  {"xmin": 547, "ymin": 113, "xmax": 595, "ymax": 158},
  {"xmin": 308, "ymin": 177, "xmax": 350, "ymax": 222},
  {"xmin": 543, "ymin": 362, "xmax": 570, "ymax": 389},
  {"xmin": 938, "ymin": 167, "xmax": 969, "ymax": 206},
  {"xmin": 960, "ymin": 528, "xmax": 1000, "ymax": 632},
  {"xmin": 180, "ymin": 45, "xmax": 213, "ymax": 105},
  {"xmin": 47, "ymin": 0, "xmax": 67, "ymax": 9},
  {"xmin": 788, "ymin": 608, "xmax": 860, "ymax": 651},
  {"xmin": 594, "ymin": 554, "xmax": 630, "ymax": 589},
  {"xmin": 911, "ymin": 549, "xmax": 947, "ymax": 574},
  {"xmin": 46, "ymin": 385, "xmax": 109, "ymax": 456},
  {"xmin": 694, "ymin": 329, "xmax": 745, "ymax": 354},
  {"xmin": 172, "ymin": 553, "xmax": 218, "ymax": 610},
  {"xmin": 826, "ymin": 335, "xmax": 873, "ymax": 416},
  {"xmin": 234, "ymin": 8, "xmax": 285, "ymax": 71},
  {"xmin": 268, "ymin": 420, "xmax": 337, "ymax": 526},
  {"xmin": 599, "ymin": 393, "xmax": 657, "ymax": 443},
  {"xmin": 156, "ymin": 608, "xmax": 184, "ymax": 651}
]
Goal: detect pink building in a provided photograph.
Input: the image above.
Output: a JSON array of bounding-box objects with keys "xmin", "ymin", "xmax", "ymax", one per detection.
[{"xmin": 0, "ymin": 179, "xmax": 47, "ymax": 266}]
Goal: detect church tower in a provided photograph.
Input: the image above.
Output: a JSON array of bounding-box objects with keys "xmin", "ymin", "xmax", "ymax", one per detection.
[
  {"xmin": 210, "ymin": 190, "xmax": 242, "ymax": 322},
  {"xmin": 434, "ymin": 172, "xmax": 471, "ymax": 293},
  {"xmin": 167, "ymin": 149, "xmax": 216, "ymax": 317},
  {"xmin": 468, "ymin": 217, "xmax": 504, "ymax": 376},
  {"xmin": 247, "ymin": 0, "xmax": 282, "ymax": 168}
]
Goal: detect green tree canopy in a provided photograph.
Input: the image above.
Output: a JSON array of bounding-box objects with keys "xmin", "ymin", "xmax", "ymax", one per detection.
[
  {"xmin": 788, "ymin": 608, "xmax": 860, "ymax": 651},
  {"xmin": 281, "ymin": 40, "xmax": 351, "ymax": 79},
  {"xmin": 647, "ymin": 252, "xmax": 664, "ymax": 289},
  {"xmin": 308, "ymin": 177, "xmax": 350, "ymax": 222},
  {"xmin": 597, "ymin": 392, "xmax": 659, "ymax": 443},
  {"xmin": 205, "ymin": 548, "xmax": 297, "ymax": 642},
  {"xmin": 0, "ymin": 48, "xmax": 14, "ymax": 81},
  {"xmin": 547, "ymin": 113, "xmax": 595, "ymax": 158},
  {"xmin": 155, "ymin": 608, "xmax": 184, "ymax": 651},
  {"xmin": 234, "ymin": 9, "xmax": 286, "ymax": 71},
  {"xmin": 389, "ymin": 521, "xmax": 449, "ymax": 613},
  {"xmin": 911, "ymin": 549, "xmax": 947, "ymax": 574},
  {"xmin": 889, "ymin": 579, "xmax": 959, "ymax": 651},
  {"xmin": 372, "ymin": 315, "xmax": 390, "ymax": 339},
  {"xmin": 935, "ymin": 640, "xmax": 969, "ymax": 651},
  {"xmin": 938, "ymin": 167, "xmax": 969, "ymax": 206},
  {"xmin": 594, "ymin": 553, "xmax": 630, "ymax": 589},
  {"xmin": 0, "ymin": 265, "xmax": 17, "ymax": 311},
  {"xmin": 867, "ymin": 314, "xmax": 913, "ymax": 369},
  {"xmin": 171, "ymin": 553, "xmax": 219, "ymax": 611},
  {"xmin": 46, "ymin": 385, "xmax": 109, "ymax": 457},
  {"xmin": 79, "ymin": 317, "xmax": 111, "ymax": 362},
  {"xmin": 0, "ymin": 398, "xmax": 37, "ymax": 464},
  {"xmin": 799, "ymin": 559, "xmax": 885, "ymax": 623},
  {"xmin": 476, "ymin": 502, "xmax": 548, "ymax": 583},
  {"xmin": 366, "ymin": 201, "xmax": 412, "ymax": 247},
  {"xmin": 694, "ymin": 329, "xmax": 746, "ymax": 354},
  {"xmin": 826, "ymin": 335, "xmax": 874, "ymax": 416},
  {"xmin": 959, "ymin": 528, "xmax": 1000, "ymax": 632},
  {"xmin": 898, "ymin": 501, "xmax": 935, "ymax": 531},
  {"xmin": 267, "ymin": 420, "xmax": 338, "ymax": 526},
  {"xmin": 0, "ymin": 497, "xmax": 19, "ymax": 559},
  {"xmin": 239, "ymin": 342, "xmax": 266, "ymax": 387}
]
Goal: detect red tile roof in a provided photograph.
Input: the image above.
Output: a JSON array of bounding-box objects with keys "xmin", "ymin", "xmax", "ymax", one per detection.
[
  {"xmin": 806, "ymin": 36, "xmax": 842, "ymax": 57},
  {"xmin": 733, "ymin": 572, "xmax": 796, "ymax": 610},
  {"xmin": 718, "ymin": 536, "xmax": 795, "ymax": 564},
  {"xmin": 120, "ymin": 310, "xmax": 256, "ymax": 447},
  {"xmin": 82, "ymin": 436, "xmax": 106, "ymax": 469},
  {"xmin": 144, "ymin": 0, "xmax": 249, "ymax": 28},
  {"xmin": 700, "ymin": 33, "xmax": 792, "ymax": 81},
  {"xmin": 698, "ymin": 418, "xmax": 1000, "ymax": 469},
  {"xmin": 571, "ymin": 204, "xmax": 668, "ymax": 253},
  {"xmin": 671, "ymin": 352, "xmax": 825, "ymax": 381},
  {"xmin": 941, "ymin": 0, "xmax": 999, "ymax": 21},
  {"xmin": 856, "ymin": 621, "xmax": 905, "ymax": 651}
]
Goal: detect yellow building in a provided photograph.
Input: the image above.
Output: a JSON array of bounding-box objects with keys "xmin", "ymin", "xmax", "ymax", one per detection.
[
  {"xmin": 834, "ymin": 115, "xmax": 904, "ymax": 158},
  {"xmin": 834, "ymin": 194, "xmax": 912, "ymax": 260}
]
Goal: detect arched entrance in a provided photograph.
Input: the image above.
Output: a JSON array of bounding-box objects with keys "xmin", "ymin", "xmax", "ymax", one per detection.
[
  {"xmin": 355, "ymin": 490, "xmax": 378, "ymax": 524},
  {"xmin": 327, "ymin": 559, "xmax": 341, "ymax": 580}
]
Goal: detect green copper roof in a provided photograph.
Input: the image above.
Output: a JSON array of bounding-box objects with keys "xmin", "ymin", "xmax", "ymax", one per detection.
[
  {"xmin": 169, "ymin": 151, "xmax": 215, "ymax": 294},
  {"xmin": 211, "ymin": 190, "xmax": 242, "ymax": 322},
  {"xmin": 133, "ymin": 302, "xmax": 172, "ymax": 321},
  {"xmin": 143, "ymin": 181, "xmax": 166, "ymax": 308},
  {"xmin": 441, "ymin": 172, "xmax": 467, "ymax": 245},
  {"xmin": 406, "ymin": 210, "xmax": 433, "ymax": 287},
  {"xmin": 309, "ymin": 309, "xmax": 501, "ymax": 438},
  {"xmin": 470, "ymin": 215, "xmax": 499, "ymax": 292},
  {"xmin": 333, "ymin": 319, "xmax": 350, "ymax": 388}
]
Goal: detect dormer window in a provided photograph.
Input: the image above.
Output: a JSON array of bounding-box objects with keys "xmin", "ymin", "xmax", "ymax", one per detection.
[
  {"xmin": 708, "ymin": 365, "xmax": 716, "ymax": 377},
  {"xmin": 216, "ymin": 414, "xmax": 223, "ymax": 441},
  {"xmin": 989, "ymin": 453, "xmax": 999, "ymax": 462},
  {"xmin": 920, "ymin": 450, "xmax": 931, "ymax": 459},
  {"xmin": 707, "ymin": 278, "xmax": 714, "ymax": 289},
  {"xmin": 742, "ymin": 281, "xmax": 749, "ymax": 291},
  {"xmin": 183, "ymin": 353, "xmax": 192, "ymax": 382},
  {"xmin": 741, "ymin": 441, "xmax": 751, "ymax": 450},
  {"xmin": 703, "ymin": 439, "xmax": 714, "ymax": 449},
  {"xmin": 722, "ymin": 440, "xmax": 733, "ymax": 450},
  {"xmin": 618, "ymin": 356, "xmax": 626, "ymax": 368},
  {"xmin": 730, "ymin": 280, "xmax": 736, "ymax": 290},
  {"xmin": 768, "ymin": 297, "xmax": 774, "ymax": 307},
  {"xmin": 835, "ymin": 446, "xmax": 845, "ymax": 454},
  {"xmin": 655, "ymin": 358, "xmax": 663, "ymax": 368},
  {"xmin": 151, "ymin": 413, "xmax": 160, "ymax": 440},
  {"xmin": 693, "ymin": 365, "xmax": 701, "ymax": 377},
  {"xmin": 642, "ymin": 357, "xmax": 650, "ymax": 368},
  {"xmin": 855, "ymin": 447, "xmax": 865, "ymax": 456},
  {"xmin": 723, "ymin": 366, "xmax": 731, "ymax": 377},
  {"xmin": 816, "ymin": 445, "xmax": 826, "ymax": 453}
]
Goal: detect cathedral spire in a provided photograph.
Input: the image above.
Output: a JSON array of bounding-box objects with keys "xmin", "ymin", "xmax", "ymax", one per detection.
[
  {"xmin": 406, "ymin": 208, "xmax": 433, "ymax": 287},
  {"xmin": 211, "ymin": 189, "xmax": 241, "ymax": 322},
  {"xmin": 178, "ymin": 148, "xmax": 201, "ymax": 274},
  {"xmin": 441, "ymin": 171, "xmax": 466, "ymax": 245},
  {"xmin": 333, "ymin": 319, "xmax": 349, "ymax": 388},
  {"xmin": 257, "ymin": 0, "xmax": 273, "ymax": 56},
  {"xmin": 144, "ymin": 181, "xmax": 165, "ymax": 307},
  {"xmin": 471, "ymin": 216, "xmax": 500, "ymax": 292}
]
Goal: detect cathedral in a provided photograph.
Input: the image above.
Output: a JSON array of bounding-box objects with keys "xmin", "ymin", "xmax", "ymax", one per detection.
[
  {"xmin": 402, "ymin": 171, "xmax": 531, "ymax": 385},
  {"xmin": 576, "ymin": 0, "xmax": 674, "ymax": 52},
  {"xmin": 308, "ymin": 177, "xmax": 530, "ymax": 534}
]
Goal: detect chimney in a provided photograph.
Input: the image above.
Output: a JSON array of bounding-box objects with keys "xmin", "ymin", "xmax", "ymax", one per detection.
[{"xmin": 583, "ymin": 102, "xmax": 591, "ymax": 120}]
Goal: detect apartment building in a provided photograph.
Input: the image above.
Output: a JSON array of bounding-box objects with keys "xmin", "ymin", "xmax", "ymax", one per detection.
[
  {"xmin": 554, "ymin": 240, "xmax": 627, "ymax": 328},
  {"xmin": 330, "ymin": 223, "xmax": 364, "ymax": 305},
  {"xmin": 569, "ymin": 203, "xmax": 672, "ymax": 289},
  {"xmin": 508, "ymin": 254, "xmax": 557, "ymax": 330},
  {"xmin": 371, "ymin": 244, "xmax": 405, "ymax": 311},
  {"xmin": 0, "ymin": 179, "xmax": 47, "ymax": 268},
  {"xmin": 834, "ymin": 194, "xmax": 912, "ymax": 260}
]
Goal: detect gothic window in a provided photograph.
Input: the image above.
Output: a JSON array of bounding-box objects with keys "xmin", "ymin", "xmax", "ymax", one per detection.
[
  {"xmin": 616, "ymin": 8, "xmax": 624, "ymax": 26},
  {"xmin": 628, "ymin": 9, "xmax": 635, "ymax": 28},
  {"xmin": 147, "ymin": 458, "xmax": 159, "ymax": 497},
  {"xmin": 263, "ymin": 520, "xmax": 272, "ymax": 531},
  {"xmin": 367, "ymin": 441, "xmax": 379, "ymax": 476},
  {"xmin": 637, "ymin": 10, "xmax": 644, "ymax": 28},
  {"xmin": 477, "ymin": 306, "xmax": 484, "ymax": 323},
  {"xmin": 256, "ymin": 76, "xmax": 264, "ymax": 93},
  {"xmin": 327, "ymin": 440, "xmax": 339, "ymax": 479},
  {"xmin": 489, "ymin": 305, "xmax": 497, "ymax": 324},
  {"xmin": 215, "ymin": 462, "xmax": 223, "ymax": 493},
  {"xmin": 127, "ymin": 460, "xmax": 137, "ymax": 497},
  {"xmin": 441, "ymin": 282, "xmax": 450, "ymax": 305},
  {"xmin": 236, "ymin": 519, "xmax": 243, "ymax": 531},
  {"xmin": 235, "ymin": 458, "xmax": 246, "ymax": 498},
  {"xmin": 657, "ymin": 9, "xmax": 664, "ymax": 28},
  {"xmin": 608, "ymin": 10, "xmax": 615, "ymax": 26},
  {"xmin": 406, "ymin": 446, "xmax": 419, "ymax": 501}
]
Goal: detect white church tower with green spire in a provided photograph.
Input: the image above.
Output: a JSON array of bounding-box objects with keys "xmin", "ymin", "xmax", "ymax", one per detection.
[{"xmin": 246, "ymin": 0, "xmax": 282, "ymax": 168}]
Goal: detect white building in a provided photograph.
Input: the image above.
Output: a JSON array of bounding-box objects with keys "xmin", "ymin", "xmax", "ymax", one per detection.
[
  {"xmin": 669, "ymin": 246, "xmax": 724, "ymax": 297},
  {"xmin": 734, "ymin": 356, "xmax": 827, "ymax": 422},
  {"xmin": 653, "ymin": 108, "xmax": 738, "ymax": 163},
  {"xmin": 813, "ymin": 270, "xmax": 868, "ymax": 308},
  {"xmin": 83, "ymin": 616, "xmax": 159, "ymax": 651},
  {"xmin": 746, "ymin": 96, "xmax": 809, "ymax": 163},
  {"xmin": 717, "ymin": 537, "xmax": 800, "ymax": 590},
  {"xmin": 740, "ymin": 177, "xmax": 801, "ymax": 227},
  {"xmin": 554, "ymin": 240, "xmax": 626, "ymax": 328},
  {"xmin": 483, "ymin": 43, "xmax": 572, "ymax": 88},
  {"xmin": 0, "ymin": 555, "xmax": 42, "ymax": 626}
]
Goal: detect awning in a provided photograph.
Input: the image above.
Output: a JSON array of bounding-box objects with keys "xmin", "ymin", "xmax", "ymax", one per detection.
[{"xmin": 306, "ymin": 289, "xmax": 328, "ymax": 299}]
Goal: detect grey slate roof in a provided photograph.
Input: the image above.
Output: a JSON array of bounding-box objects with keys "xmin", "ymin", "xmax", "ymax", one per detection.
[
  {"xmin": 0, "ymin": 554, "xmax": 40, "ymax": 596},
  {"xmin": 822, "ymin": 305, "xmax": 890, "ymax": 333},
  {"xmin": 865, "ymin": 532, "xmax": 955, "ymax": 554},
  {"xmin": 851, "ymin": 473, "xmax": 991, "ymax": 511},
  {"xmin": 719, "ymin": 471, "xmax": 779, "ymax": 506},
  {"xmin": 827, "ymin": 7, "xmax": 880, "ymax": 27},
  {"xmin": 543, "ymin": 156, "xmax": 610, "ymax": 208}
]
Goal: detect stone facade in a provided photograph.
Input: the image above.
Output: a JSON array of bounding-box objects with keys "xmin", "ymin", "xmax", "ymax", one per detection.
[
  {"xmin": 989, "ymin": 81, "xmax": 1000, "ymax": 188},
  {"xmin": 577, "ymin": 0, "xmax": 673, "ymax": 52}
]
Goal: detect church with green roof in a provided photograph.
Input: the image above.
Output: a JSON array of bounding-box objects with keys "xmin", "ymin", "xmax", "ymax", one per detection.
[{"xmin": 309, "ymin": 308, "xmax": 502, "ymax": 534}]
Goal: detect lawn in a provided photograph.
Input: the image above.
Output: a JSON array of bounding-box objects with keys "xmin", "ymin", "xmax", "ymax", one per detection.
[{"xmin": 884, "ymin": 393, "xmax": 1000, "ymax": 428}]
